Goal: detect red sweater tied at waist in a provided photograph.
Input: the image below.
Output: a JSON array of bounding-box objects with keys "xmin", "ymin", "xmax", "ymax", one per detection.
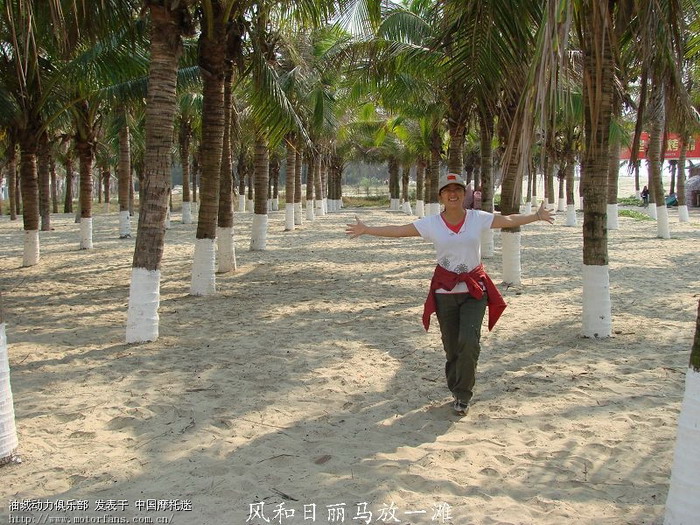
[{"xmin": 422, "ymin": 263, "xmax": 507, "ymax": 331}]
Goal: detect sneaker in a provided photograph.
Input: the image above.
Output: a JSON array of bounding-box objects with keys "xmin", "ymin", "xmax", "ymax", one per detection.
[{"xmin": 452, "ymin": 399, "xmax": 469, "ymax": 415}]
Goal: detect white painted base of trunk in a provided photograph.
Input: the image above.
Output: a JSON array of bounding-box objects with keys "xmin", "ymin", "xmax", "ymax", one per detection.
[
  {"xmin": 390, "ymin": 198, "xmax": 400, "ymax": 211},
  {"xmin": 606, "ymin": 203, "xmax": 618, "ymax": 230},
  {"xmin": 247, "ymin": 199, "xmax": 254, "ymax": 213},
  {"xmin": 530, "ymin": 196, "xmax": 538, "ymax": 208},
  {"xmin": 306, "ymin": 202, "xmax": 315, "ymax": 221},
  {"xmin": 664, "ymin": 368, "xmax": 700, "ymax": 525},
  {"xmin": 217, "ymin": 226, "xmax": 236, "ymax": 273},
  {"xmin": 402, "ymin": 201, "xmax": 413, "ymax": 215},
  {"xmin": 285, "ymin": 205, "xmax": 295, "ymax": 231},
  {"xmin": 190, "ymin": 238, "xmax": 217, "ymax": 296},
  {"xmin": 648, "ymin": 205, "xmax": 657, "ymax": 219},
  {"xmin": 250, "ymin": 214, "xmax": 268, "ymax": 251},
  {"xmin": 126, "ymin": 268, "xmax": 161, "ymax": 343},
  {"xmin": 119, "ymin": 211, "xmax": 132, "ymax": 237},
  {"xmin": 294, "ymin": 203, "xmax": 303, "ymax": 225},
  {"xmin": 416, "ymin": 200, "xmax": 425, "ymax": 218},
  {"xmin": 582, "ymin": 265, "xmax": 612, "ymax": 338},
  {"xmin": 0, "ymin": 322, "xmax": 19, "ymax": 459},
  {"xmin": 566, "ymin": 205, "xmax": 577, "ymax": 227},
  {"xmin": 22, "ymin": 230, "xmax": 40, "ymax": 267},
  {"xmin": 656, "ymin": 205, "xmax": 671, "ymax": 239},
  {"xmin": 481, "ymin": 229, "xmax": 494, "ymax": 258},
  {"xmin": 80, "ymin": 218, "xmax": 93, "ymax": 250},
  {"xmin": 428, "ymin": 203, "xmax": 441, "ymax": 216},
  {"xmin": 181, "ymin": 202, "xmax": 192, "ymax": 225},
  {"xmin": 272, "ymin": 198, "xmax": 279, "ymax": 211},
  {"xmin": 501, "ymin": 231, "xmax": 521, "ymax": 286},
  {"xmin": 316, "ymin": 199, "xmax": 326, "ymax": 216},
  {"xmin": 522, "ymin": 202, "xmax": 532, "ymax": 215},
  {"xmin": 238, "ymin": 195, "xmax": 246, "ymax": 212},
  {"xmin": 678, "ymin": 205, "xmax": 690, "ymax": 223},
  {"xmin": 557, "ymin": 198, "xmax": 566, "ymax": 212}
]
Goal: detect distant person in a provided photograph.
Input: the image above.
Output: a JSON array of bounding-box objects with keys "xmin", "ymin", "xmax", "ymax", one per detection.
[
  {"xmin": 473, "ymin": 187, "xmax": 482, "ymax": 210},
  {"xmin": 641, "ymin": 185, "xmax": 650, "ymax": 207},
  {"xmin": 346, "ymin": 173, "xmax": 555, "ymax": 416}
]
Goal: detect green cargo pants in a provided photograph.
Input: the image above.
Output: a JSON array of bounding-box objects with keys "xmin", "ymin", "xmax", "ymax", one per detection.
[{"xmin": 434, "ymin": 292, "xmax": 488, "ymax": 404}]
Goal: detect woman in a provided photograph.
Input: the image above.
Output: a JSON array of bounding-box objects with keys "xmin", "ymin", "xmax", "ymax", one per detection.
[{"xmin": 346, "ymin": 173, "xmax": 555, "ymax": 415}]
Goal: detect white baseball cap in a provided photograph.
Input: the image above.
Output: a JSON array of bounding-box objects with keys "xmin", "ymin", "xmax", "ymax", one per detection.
[{"xmin": 438, "ymin": 173, "xmax": 467, "ymax": 193}]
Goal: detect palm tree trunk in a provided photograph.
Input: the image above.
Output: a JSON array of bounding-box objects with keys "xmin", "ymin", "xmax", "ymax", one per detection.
[
  {"xmin": 0, "ymin": 295, "xmax": 19, "ymax": 462},
  {"xmin": 607, "ymin": 95, "xmax": 622, "ymax": 231},
  {"xmin": 499, "ymin": 151, "xmax": 523, "ymax": 285},
  {"xmin": 7, "ymin": 141, "xmax": 17, "ymax": 221},
  {"xmin": 401, "ymin": 164, "xmax": 412, "ymax": 215},
  {"xmin": 18, "ymin": 131, "xmax": 40, "ymax": 267},
  {"xmin": 677, "ymin": 137, "xmax": 689, "ymax": 222},
  {"xmin": 664, "ymin": 299, "xmax": 700, "ymax": 524},
  {"xmin": 647, "ymin": 78, "xmax": 670, "ymax": 238},
  {"xmin": 250, "ymin": 133, "xmax": 269, "ymax": 250},
  {"xmin": 50, "ymin": 155, "xmax": 58, "ymax": 214},
  {"xmin": 118, "ymin": 121, "xmax": 132, "ymax": 237},
  {"xmin": 76, "ymin": 136, "xmax": 94, "ymax": 249},
  {"xmin": 427, "ymin": 125, "xmax": 441, "ymax": 215},
  {"xmin": 306, "ymin": 152, "xmax": 316, "ymax": 221},
  {"xmin": 315, "ymin": 156, "xmax": 325, "ymax": 216},
  {"xmin": 270, "ymin": 158, "xmax": 280, "ymax": 212},
  {"xmin": 38, "ymin": 132, "xmax": 51, "ymax": 231},
  {"xmin": 415, "ymin": 158, "xmax": 426, "ymax": 218},
  {"xmin": 388, "ymin": 157, "xmax": 400, "ymax": 210},
  {"xmin": 179, "ymin": 123, "xmax": 192, "ymax": 224},
  {"xmin": 217, "ymin": 65, "xmax": 236, "ymax": 273},
  {"xmin": 284, "ymin": 135, "xmax": 296, "ymax": 230},
  {"xmin": 565, "ymin": 153, "xmax": 577, "ymax": 226},
  {"xmin": 479, "ymin": 109, "xmax": 495, "ymax": 257},
  {"xmin": 102, "ymin": 167, "xmax": 111, "ymax": 210},
  {"xmin": 192, "ymin": 9, "xmax": 226, "ymax": 295},
  {"xmin": 63, "ymin": 156, "xmax": 74, "ymax": 214},
  {"xmin": 581, "ymin": 2, "xmax": 613, "ymax": 338},
  {"xmin": 294, "ymin": 149, "xmax": 303, "ymax": 225},
  {"xmin": 126, "ymin": 2, "xmax": 188, "ymax": 343}
]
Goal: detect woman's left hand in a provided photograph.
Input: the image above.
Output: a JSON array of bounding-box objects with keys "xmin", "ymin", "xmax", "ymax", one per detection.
[{"xmin": 536, "ymin": 201, "xmax": 555, "ymax": 224}]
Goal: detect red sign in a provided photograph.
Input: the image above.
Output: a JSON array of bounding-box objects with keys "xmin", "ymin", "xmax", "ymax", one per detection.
[{"xmin": 620, "ymin": 132, "xmax": 700, "ymax": 160}]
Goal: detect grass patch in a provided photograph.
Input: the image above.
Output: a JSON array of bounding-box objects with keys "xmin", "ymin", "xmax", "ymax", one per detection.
[
  {"xmin": 343, "ymin": 195, "xmax": 391, "ymax": 207},
  {"xmin": 618, "ymin": 209, "xmax": 653, "ymax": 221}
]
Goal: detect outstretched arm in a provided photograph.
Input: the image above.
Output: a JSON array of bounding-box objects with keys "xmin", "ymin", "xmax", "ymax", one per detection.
[
  {"xmin": 345, "ymin": 216, "xmax": 420, "ymax": 239},
  {"xmin": 491, "ymin": 201, "xmax": 555, "ymax": 228}
]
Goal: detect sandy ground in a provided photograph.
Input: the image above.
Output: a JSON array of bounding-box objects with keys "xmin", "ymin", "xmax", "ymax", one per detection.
[{"xmin": 0, "ymin": 178, "xmax": 698, "ymax": 525}]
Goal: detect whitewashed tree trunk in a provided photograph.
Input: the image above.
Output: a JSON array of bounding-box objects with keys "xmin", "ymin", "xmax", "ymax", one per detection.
[
  {"xmin": 272, "ymin": 197, "xmax": 279, "ymax": 211},
  {"xmin": 566, "ymin": 205, "xmax": 577, "ymax": 227},
  {"xmin": 119, "ymin": 211, "xmax": 132, "ymax": 238},
  {"xmin": 237, "ymin": 194, "xmax": 246, "ymax": 212},
  {"xmin": 250, "ymin": 214, "xmax": 268, "ymax": 251},
  {"xmin": 216, "ymin": 226, "xmax": 236, "ymax": 273},
  {"xmin": 190, "ymin": 238, "xmax": 217, "ymax": 296},
  {"xmin": 557, "ymin": 198, "xmax": 566, "ymax": 212},
  {"xmin": 306, "ymin": 201, "xmax": 315, "ymax": 221},
  {"xmin": 316, "ymin": 198, "xmax": 325, "ymax": 216},
  {"xmin": 284, "ymin": 204, "xmax": 295, "ymax": 231},
  {"xmin": 678, "ymin": 205, "xmax": 689, "ymax": 223},
  {"xmin": 664, "ymin": 368, "xmax": 700, "ymax": 525},
  {"xmin": 522, "ymin": 202, "xmax": 532, "ymax": 214},
  {"xmin": 501, "ymin": 231, "xmax": 521, "ymax": 286},
  {"xmin": 294, "ymin": 202, "xmax": 303, "ymax": 225},
  {"xmin": 429, "ymin": 203, "xmax": 441, "ymax": 216},
  {"xmin": 0, "ymin": 322, "xmax": 18, "ymax": 461},
  {"xmin": 181, "ymin": 202, "xmax": 192, "ymax": 224},
  {"xmin": 125, "ymin": 268, "xmax": 160, "ymax": 343},
  {"xmin": 390, "ymin": 198, "xmax": 400, "ymax": 211},
  {"xmin": 656, "ymin": 205, "xmax": 671, "ymax": 239},
  {"xmin": 247, "ymin": 199, "xmax": 254, "ymax": 213},
  {"xmin": 80, "ymin": 218, "xmax": 93, "ymax": 250},
  {"xmin": 606, "ymin": 203, "xmax": 618, "ymax": 230},
  {"xmin": 416, "ymin": 200, "xmax": 425, "ymax": 218},
  {"xmin": 402, "ymin": 201, "xmax": 413, "ymax": 215},
  {"xmin": 582, "ymin": 265, "xmax": 612, "ymax": 338},
  {"xmin": 22, "ymin": 230, "xmax": 40, "ymax": 267},
  {"xmin": 481, "ymin": 229, "xmax": 494, "ymax": 258},
  {"xmin": 648, "ymin": 205, "xmax": 658, "ymax": 219}
]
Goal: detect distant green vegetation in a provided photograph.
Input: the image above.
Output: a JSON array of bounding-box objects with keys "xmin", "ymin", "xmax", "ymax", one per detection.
[
  {"xmin": 618, "ymin": 196, "xmax": 643, "ymax": 206},
  {"xmin": 343, "ymin": 195, "xmax": 391, "ymax": 207},
  {"xmin": 618, "ymin": 209, "xmax": 653, "ymax": 220}
]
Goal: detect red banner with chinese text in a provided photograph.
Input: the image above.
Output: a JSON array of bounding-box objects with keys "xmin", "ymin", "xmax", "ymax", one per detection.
[{"xmin": 620, "ymin": 133, "xmax": 700, "ymax": 160}]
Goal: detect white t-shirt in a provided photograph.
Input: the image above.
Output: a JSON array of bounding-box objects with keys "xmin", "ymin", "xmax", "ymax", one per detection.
[{"xmin": 413, "ymin": 210, "xmax": 494, "ymax": 293}]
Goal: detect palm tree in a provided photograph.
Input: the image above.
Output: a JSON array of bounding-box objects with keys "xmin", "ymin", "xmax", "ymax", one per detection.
[
  {"xmin": 126, "ymin": 0, "xmax": 195, "ymax": 343},
  {"xmin": 0, "ymin": 294, "xmax": 18, "ymax": 463},
  {"xmin": 664, "ymin": 299, "xmax": 700, "ymax": 524}
]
